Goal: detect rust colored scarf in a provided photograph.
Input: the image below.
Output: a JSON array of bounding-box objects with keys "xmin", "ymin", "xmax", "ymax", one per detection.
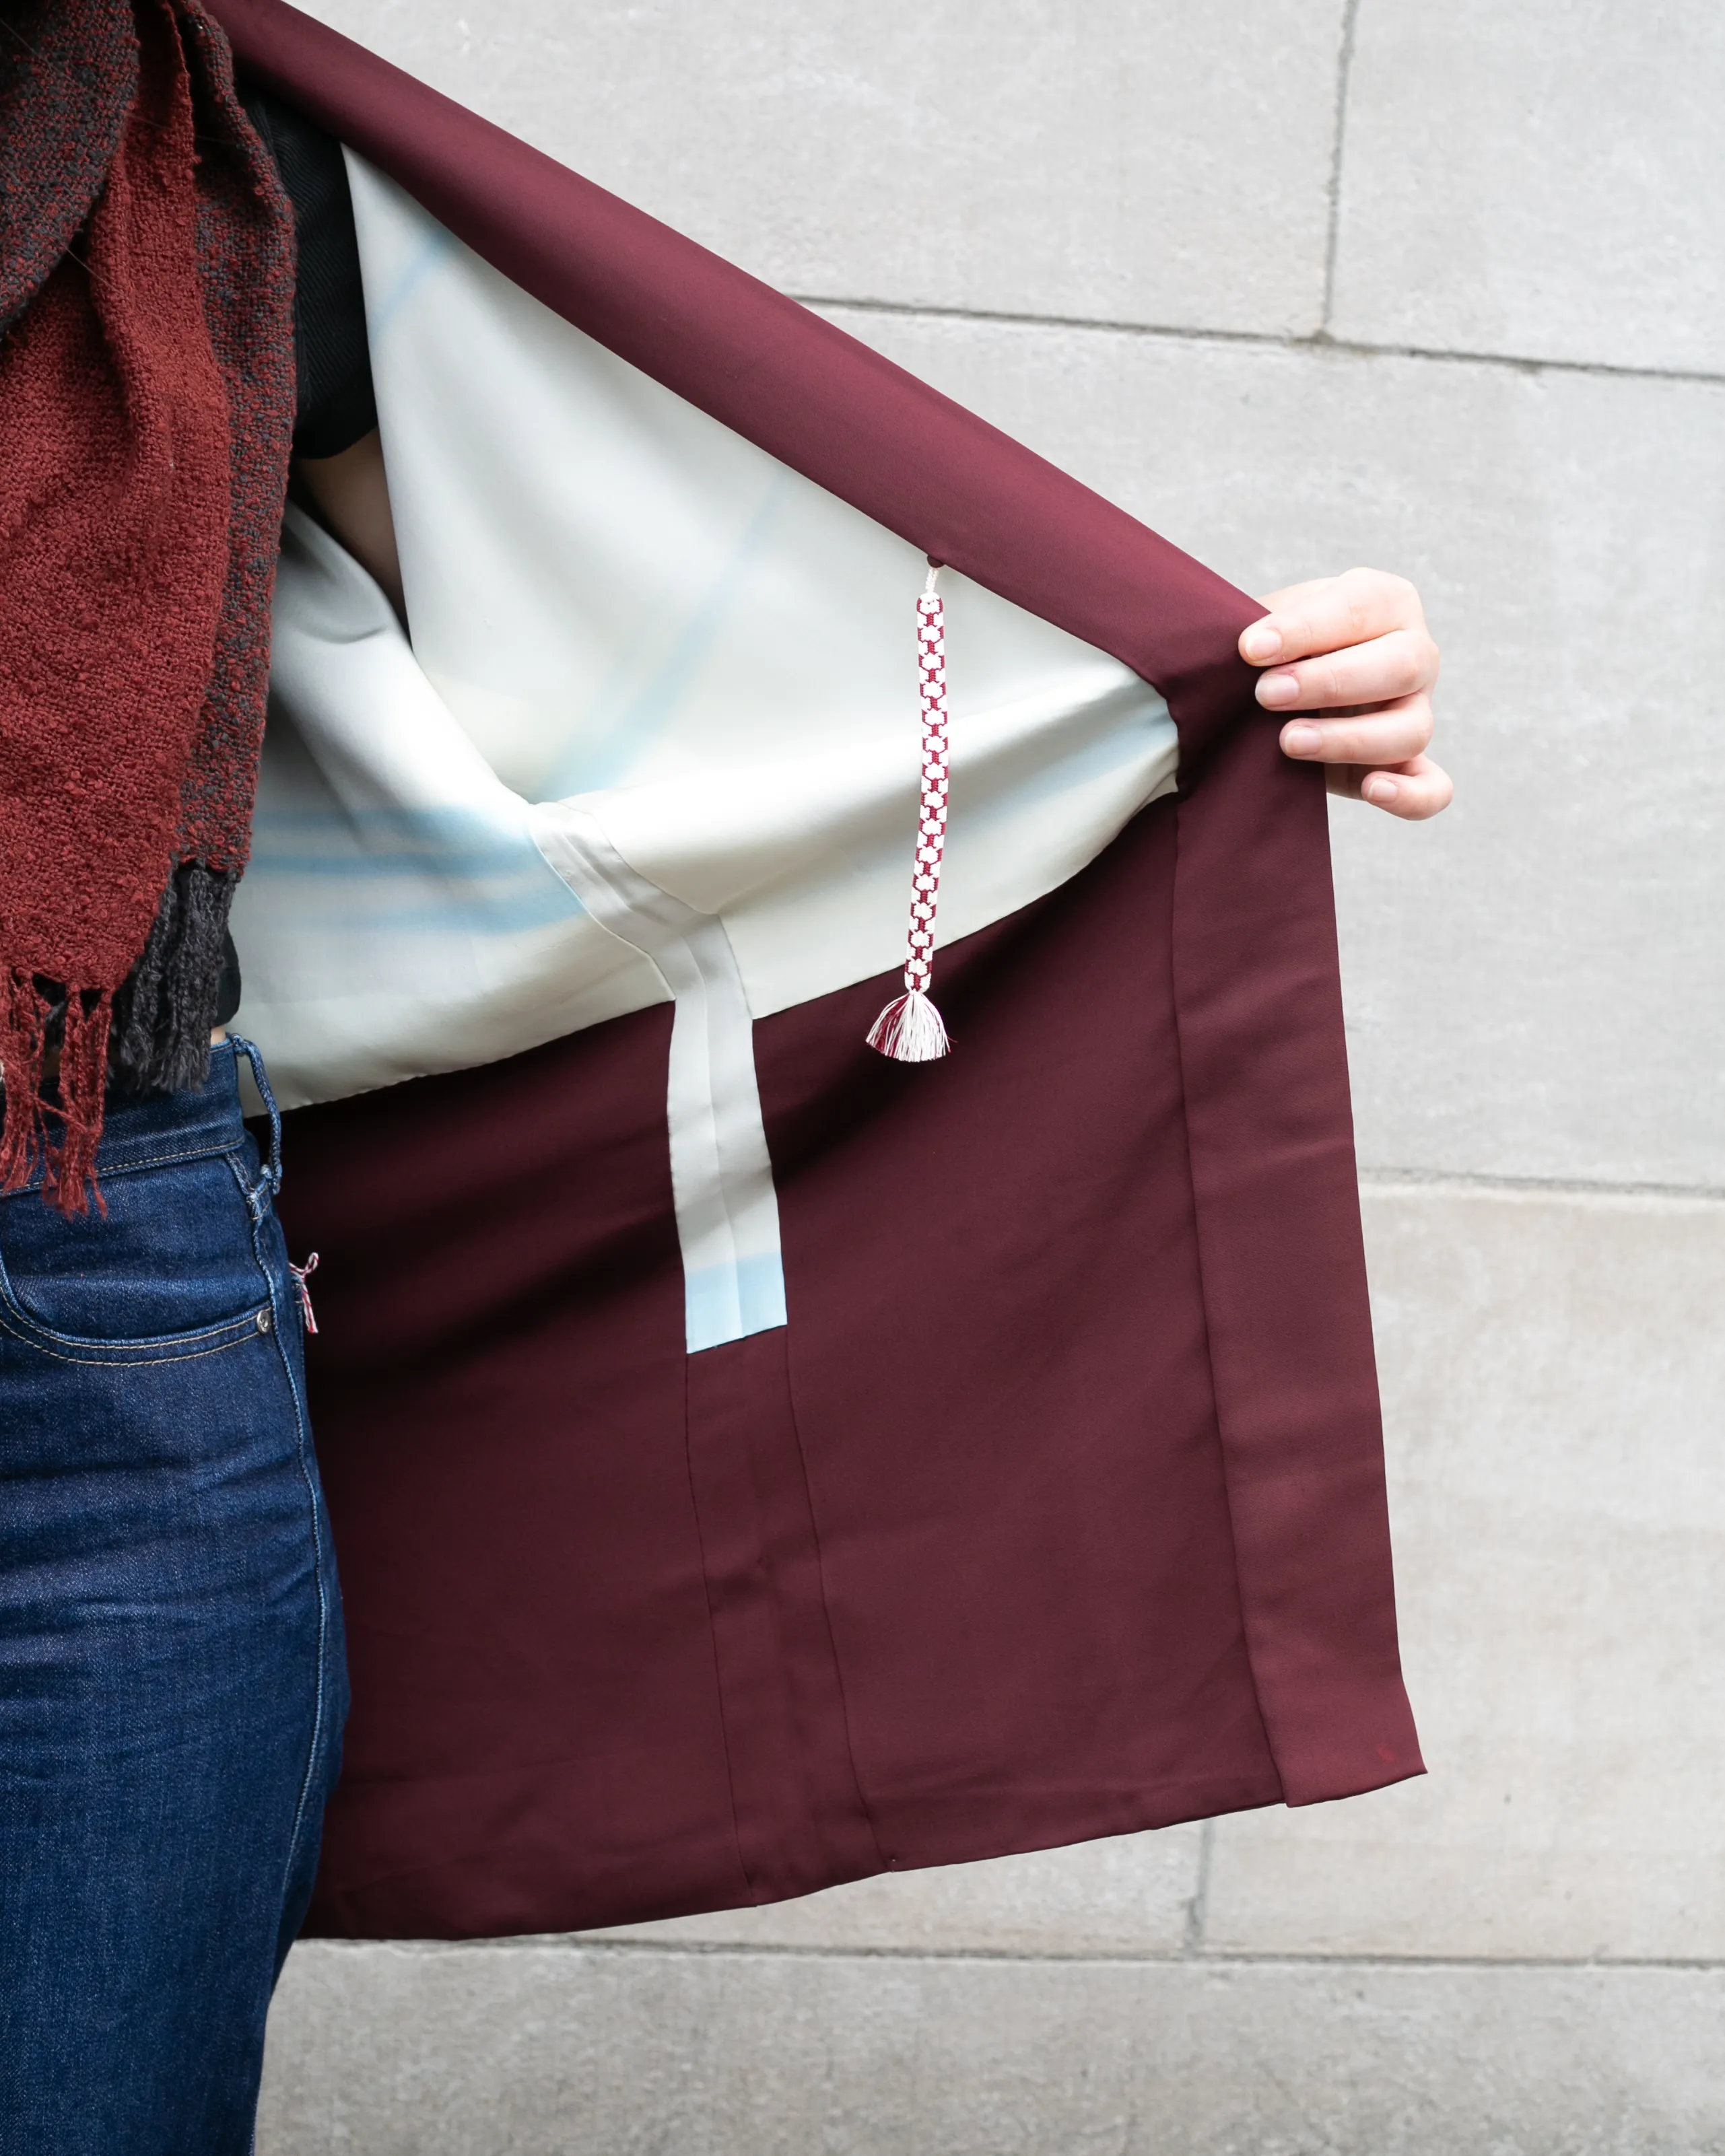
[{"xmin": 0, "ymin": 0, "xmax": 295, "ymax": 1207}]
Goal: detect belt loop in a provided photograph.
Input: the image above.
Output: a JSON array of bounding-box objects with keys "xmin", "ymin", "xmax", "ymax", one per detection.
[{"xmin": 227, "ymin": 1035, "xmax": 283, "ymax": 1203}]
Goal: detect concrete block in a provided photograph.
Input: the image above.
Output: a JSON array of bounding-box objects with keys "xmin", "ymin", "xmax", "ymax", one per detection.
[
  {"xmin": 1330, "ymin": 0, "xmax": 1725, "ymax": 374},
  {"xmin": 294, "ymin": 0, "xmax": 1345, "ymax": 337},
  {"xmin": 580, "ymin": 1824, "xmax": 1201, "ymax": 1957},
  {"xmin": 1204, "ymin": 1180, "xmax": 1725, "ymax": 1961},
  {"xmin": 813, "ymin": 306, "xmax": 1725, "ymax": 1187},
  {"xmin": 259, "ymin": 1943, "xmax": 1725, "ymax": 2154}
]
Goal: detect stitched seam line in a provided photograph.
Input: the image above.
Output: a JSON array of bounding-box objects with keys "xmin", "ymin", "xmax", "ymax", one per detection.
[
  {"xmin": 263, "ymin": 1202, "xmax": 335, "ymax": 1876},
  {"xmin": 778, "ymin": 1321, "xmax": 891, "ymax": 1872},
  {"xmin": 681, "ymin": 1350, "xmax": 757, "ymax": 1903},
  {"xmin": 1166, "ymin": 792, "xmax": 1287, "ymax": 1802},
  {"xmin": 0, "ymin": 1289, "xmax": 271, "ymax": 1354},
  {"xmin": 2, "ymin": 1134, "xmax": 245, "ymax": 1195},
  {"xmin": 0, "ymin": 1309, "xmax": 265, "ymax": 1368}
]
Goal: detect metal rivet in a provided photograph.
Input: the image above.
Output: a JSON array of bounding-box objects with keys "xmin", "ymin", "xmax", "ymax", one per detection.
[{"xmin": 256, "ymin": 1307, "xmax": 273, "ymax": 1335}]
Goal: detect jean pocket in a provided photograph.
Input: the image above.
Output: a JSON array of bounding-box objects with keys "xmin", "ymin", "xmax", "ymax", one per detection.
[{"xmin": 0, "ymin": 1148, "xmax": 277, "ymax": 1360}]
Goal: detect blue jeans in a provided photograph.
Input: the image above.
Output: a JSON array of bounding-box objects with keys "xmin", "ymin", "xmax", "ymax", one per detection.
[{"xmin": 0, "ymin": 1042, "xmax": 347, "ymax": 2156}]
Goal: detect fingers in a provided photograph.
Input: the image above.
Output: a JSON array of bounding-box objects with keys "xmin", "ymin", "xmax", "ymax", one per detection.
[
  {"xmin": 1253, "ymin": 627, "xmax": 1439, "ymax": 714},
  {"xmin": 1240, "ymin": 565, "xmax": 1425, "ymax": 668},
  {"xmin": 1325, "ymin": 753, "xmax": 1454, "ymax": 821},
  {"xmin": 1279, "ymin": 691, "xmax": 1433, "ymax": 769},
  {"xmin": 1241, "ymin": 565, "xmax": 1452, "ymax": 819}
]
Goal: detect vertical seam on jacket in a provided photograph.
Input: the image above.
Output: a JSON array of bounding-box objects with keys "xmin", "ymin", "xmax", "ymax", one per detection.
[
  {"xmin": 775, "ymin": 1314, "xmax": 892, "ymax": 1874},
  {"xmin": 1166, "ymin": 791, "xmax": 1287, "ymax": 1805},
  {"xmin": 680, "ymin": 1348, "xmax": 758, "ymax": 1902}
]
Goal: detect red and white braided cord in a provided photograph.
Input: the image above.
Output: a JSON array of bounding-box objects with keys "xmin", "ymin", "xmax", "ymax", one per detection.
[
  {"xmin": 866, "ymin": 563, "xmax": 953, "ymax": 1062},
  {"xmin": 904, "ymin": 580, "xmax": 950, "ymax": 996}
]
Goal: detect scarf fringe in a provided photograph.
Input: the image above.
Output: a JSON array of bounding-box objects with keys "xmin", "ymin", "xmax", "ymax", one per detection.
[
  {"xmin": 0, "ymin": 970, "xmax": 50, "ymax": 1194},
  {"xmin": 0, "ymin": 971, "xmax": 113, "ymax": 1216},
  {"xmin": 53, "ymin": 989, "xmax": 114, "ymax": 1214},
  {"xmin": 0, "ymin": 866, "xmax": 236, "ymax": 1216}
]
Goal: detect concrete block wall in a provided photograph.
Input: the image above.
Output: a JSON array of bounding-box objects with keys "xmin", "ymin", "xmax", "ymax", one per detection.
[{"xmin": 261, "ymin": 4, "xmax": 1725, "ymax": 2148}]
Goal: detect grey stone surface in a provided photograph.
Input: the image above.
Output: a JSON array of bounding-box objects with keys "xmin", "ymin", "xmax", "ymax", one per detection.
[
  {"xmin": 813, "ymin": 306, "xmax": 1725, "ymax": 1187},
  {"xmin": 1331, "ymin": 0, "xmax": 1725, "ymax": 372},
  {"xmin": 1207, "ymin": 1179, "xmax": 1725, "ymax": 1961},
  {"xmin": 295, "ymin": 0, "xmax": 1346, "ymax": 336},
  {"xmin": 583, "ymin": 1825, "xmax": 1202, "ymax": 1957},
  {"xmin": 259, "ymin": 1943, "xmax": 1725, "ymax": 2155}
]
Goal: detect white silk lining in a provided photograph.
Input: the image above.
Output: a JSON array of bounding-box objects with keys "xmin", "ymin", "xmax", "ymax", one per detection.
[{"xmin": 233, "ymin": 156, "xmax": 1181, "ymax": 1351}]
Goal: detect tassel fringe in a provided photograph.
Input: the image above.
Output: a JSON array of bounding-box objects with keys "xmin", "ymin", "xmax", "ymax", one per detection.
[
  {"xmin": 52, "ymin": 988, "xmax": 113, "ymax": 1214},
  {"xmin": 0, "ymin": 968, "xmax": 50, "ymax": 1194},
  {"xmin": 867, "ymin": 987, "xmax": 951, "ymax": 1064},
  {"xmin": 0, "ymin": 864, "xmax": 236, "ymax": 1216},
  {"xmin": 0, "ymin": 970, "xmax": 112, "ymax": 1216}
]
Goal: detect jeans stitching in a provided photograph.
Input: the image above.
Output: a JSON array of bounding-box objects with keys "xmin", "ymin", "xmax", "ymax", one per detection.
[
  {"xmin": 239, "ymin": 1113, "xmax": 337, "ymax": 1902},
  {"xmin": 264, "ymin": 1222, "xmax": 335, "ymax": 1888},
  {"xmin": 0, "ymin": 1285, "xmax": 271, "ymax": 1352},
  {"xmin": 0, "ymin": 1156, "xmax": 275, "ymax": 1357},
  {"xmin": 1, "ymin": 1044, "xmax": 261, "ymax": 1197},
  {"xmin": 3, "ymin": 1132, "xmax": 245, "ymax": 1188},
  {"xmin": 0, "ymin": 1305, "xmax": 270, "ymax": 1367},
  {"xmin": 0, "ymin": 1090, "xmax": 277, "ymax": 1354}
]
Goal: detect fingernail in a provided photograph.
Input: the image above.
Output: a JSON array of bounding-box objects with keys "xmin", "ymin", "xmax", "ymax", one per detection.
[
  {"xmin": 1363, "ymin": 774, "xmax": 1398, "ymax": 805},
  {"xmin": 1281, "ymin": 722, "xmax": 1321, "ymax": 755},
  {"xmin": 1242, "ymin": 624, "xmax": 1282, "ymax": 662},
  {"xmin": 1256, "ymin": 671, "xmax": 1299, "ymax": 707}
]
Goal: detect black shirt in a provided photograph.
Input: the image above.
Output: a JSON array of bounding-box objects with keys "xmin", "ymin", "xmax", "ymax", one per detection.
[
  {"xmin": 213, "ymin": 90, "xmax": 378, "ymax": 1027},
  {"xmin": 240, "ymin": 84, "xmax": 378, "ymax": 460}
]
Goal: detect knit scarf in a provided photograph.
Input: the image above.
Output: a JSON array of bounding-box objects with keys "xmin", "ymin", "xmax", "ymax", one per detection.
[{"xmin": 0, "ymin": 0, "xmax": 295, "ymax": 1209}]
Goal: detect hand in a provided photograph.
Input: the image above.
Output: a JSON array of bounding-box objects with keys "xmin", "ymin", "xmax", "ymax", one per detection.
[{"xmin": 1238, "ymin": 568, "xmax": 1451, "ymax": 820}]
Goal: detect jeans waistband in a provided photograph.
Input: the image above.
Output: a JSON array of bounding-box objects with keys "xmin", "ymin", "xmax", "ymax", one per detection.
[{"xmin": 1, "ymin": 1039, "xmax": 283, "ymax": 1197}]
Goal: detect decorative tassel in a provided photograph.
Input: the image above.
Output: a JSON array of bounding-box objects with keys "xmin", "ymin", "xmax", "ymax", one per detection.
[
  {"xmin": 866, "ymin": 985, "xmax": 951, "ymax": 1062},
  {"xmin": 868, "ymin": 560, "xmax": 953, "ymax": 1062}
]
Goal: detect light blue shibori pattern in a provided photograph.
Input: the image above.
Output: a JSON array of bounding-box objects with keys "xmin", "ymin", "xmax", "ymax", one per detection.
[{"xmin": 234, "ymin": 161, "xmax": 1180, "ymax": 1355}]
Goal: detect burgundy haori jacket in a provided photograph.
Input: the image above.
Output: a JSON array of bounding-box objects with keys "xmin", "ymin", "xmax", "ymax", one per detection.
[{"xmin": 211, "ymin": 0, "xmax": 1423, "ymax": 1941}]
